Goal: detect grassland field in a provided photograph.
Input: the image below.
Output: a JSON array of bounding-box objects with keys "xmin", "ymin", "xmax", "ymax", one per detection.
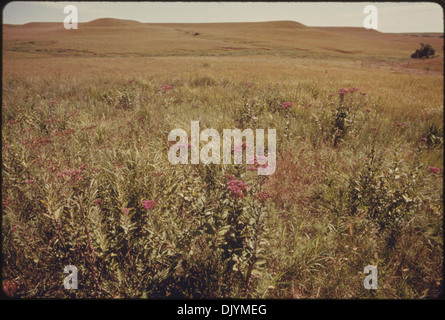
[{"xmin": 1, "ymin": 19, "xmax": 443, "ymax": 298}]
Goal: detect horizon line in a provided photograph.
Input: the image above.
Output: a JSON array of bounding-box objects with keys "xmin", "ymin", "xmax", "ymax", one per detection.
[{"xmin": 3, "ymin": 17, "xmax": 443, "ymax": 34}]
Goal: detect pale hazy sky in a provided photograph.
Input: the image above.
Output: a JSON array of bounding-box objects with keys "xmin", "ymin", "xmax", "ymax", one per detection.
[{"xmin": 2, "ymin": 1, "xmax": 444, "ymax": 33}]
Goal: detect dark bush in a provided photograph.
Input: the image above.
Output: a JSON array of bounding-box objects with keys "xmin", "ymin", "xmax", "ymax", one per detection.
[{"xmin": 411, "ymin": 43, "xmax": 435, "ymax": 59}]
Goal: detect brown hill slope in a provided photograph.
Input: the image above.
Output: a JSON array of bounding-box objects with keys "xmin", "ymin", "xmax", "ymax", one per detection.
[
  {"xmin": 84, "ymin": 18, "xmax": 143, "ymax": 27},
  {"xmin": 3, "ymin": 18, "xmax": 443, "ymax": 59}
]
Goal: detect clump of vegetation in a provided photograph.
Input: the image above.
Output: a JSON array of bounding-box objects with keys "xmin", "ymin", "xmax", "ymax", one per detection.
[{"xmin": 411, "ymin": 43, "xmax": 436, "ymax": 59}]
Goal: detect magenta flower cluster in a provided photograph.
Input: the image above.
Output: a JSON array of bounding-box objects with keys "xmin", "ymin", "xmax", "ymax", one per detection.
[
  {"xmin": 339, "ymin": 87, "xmax": 360, "ymax": 95},
  {"xmin": 160, "ymin": 85, "xmax": 173, "ymax": 91},
  {"xmin": 429, "ymin": 166, "xmax": 440, "ymax": 174},
  {"xmin": 281, "ymin": 101, "xmax": 293, "ymax": 109},
  {"xmin": 142, "ymin": 200, "xmax": 156, "ymax": 210},
  {"xmin": 247, "ymin": 155, "xmax": 268, "ymax": 171},
  {"xmin": 227, "ymin": 179, "xmax": 248, "ymax": 198},
  {"xmin": 57, "ymin": 167, "xmax": 85, "ymax": 181},
  {"xmin": 328, "ymin": 87, "xmax": 365, "ymax": 99}
]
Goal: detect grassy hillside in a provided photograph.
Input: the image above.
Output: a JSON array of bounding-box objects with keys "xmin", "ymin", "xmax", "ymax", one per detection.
[{"xmin": 3, "ymin": 19, "xmax": 443, "ymax": 59}]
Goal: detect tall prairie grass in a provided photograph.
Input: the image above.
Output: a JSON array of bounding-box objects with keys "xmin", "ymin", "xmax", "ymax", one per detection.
[{"xmin": 2, "ymin": 65, "xmax": 443, "ymax": 298}]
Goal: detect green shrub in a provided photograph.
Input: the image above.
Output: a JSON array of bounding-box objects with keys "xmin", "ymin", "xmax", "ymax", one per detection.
[{"xmin": 347, "ymin": 145, "xmax": 424, "ymax": 231}]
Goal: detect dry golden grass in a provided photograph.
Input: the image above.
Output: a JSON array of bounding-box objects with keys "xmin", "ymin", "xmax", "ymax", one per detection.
[{"xmin": 3, "ymin": 18, "xmax": 442, "ymax": 81}]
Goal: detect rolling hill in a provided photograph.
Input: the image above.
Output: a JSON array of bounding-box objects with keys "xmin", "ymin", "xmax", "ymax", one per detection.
[{"xmin": 3, "ymin": 18, "xmax": 443, "ymax": 60}]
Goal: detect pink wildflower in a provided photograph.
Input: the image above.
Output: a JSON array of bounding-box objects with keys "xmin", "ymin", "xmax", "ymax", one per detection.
[
  {"xmin": 429, "ymin": 166, "xmax": 440, "ymax": 174},
  {"xmin": 3, "ymin": 279, "xmax": 19, "ymax": 297},
  {"xmin": 224, "ymin": 174, "xmax": 236, "ymax": 181},
  {"xmin": 121, "ymin": 208, "xmax": 130, "ymax": 215},
  {"xmin": 346, "ymin": 87, "xmax": 360, "ymax": 93},
  {"xmin": 23, "ymin": 137, "xmax": 52, "ymax": 149},
  {"xmin": 371, "ymin": 127, "xmax": 377, "ymax": 131},
  {"xmin": 160, "ymin": 85, "xmax": 173, "ymax": 91},
  {"xmin": 281, "ymin": 102, "xmax": 293, "ymax": 109},
  {"xmin": 113, "ymin": 160, "xmax": 125, "ymax": 168},
  {"xmin": 339, "ymin": 88, "xmax": 347, "ymax": 95},
  {"xmin": 421, "ymin": 137, "xmax": 428, "ymax": 142},
  {"xmin": 247, "ymin": 155, "xmax": 268, "ymax": 171},
  {"xmin": 257, "ymin": 191, "xmax": 271, "ymax": 203},
  {"xmin": 57, "ymin": 167, "xmax": 84, "ymax": 181},
  {"xmin": 142, "ymin": 200, "xmax": 156, "ymax": 210},
  {"xmin": 227, "ymin": 179, "xmax": 248, "ymax": 198}
]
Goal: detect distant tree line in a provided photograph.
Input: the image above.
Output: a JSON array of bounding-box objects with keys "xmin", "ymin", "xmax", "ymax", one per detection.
[{"xmin": 411, "ymin": 43, "xmax": 435, "ymax": 59}]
